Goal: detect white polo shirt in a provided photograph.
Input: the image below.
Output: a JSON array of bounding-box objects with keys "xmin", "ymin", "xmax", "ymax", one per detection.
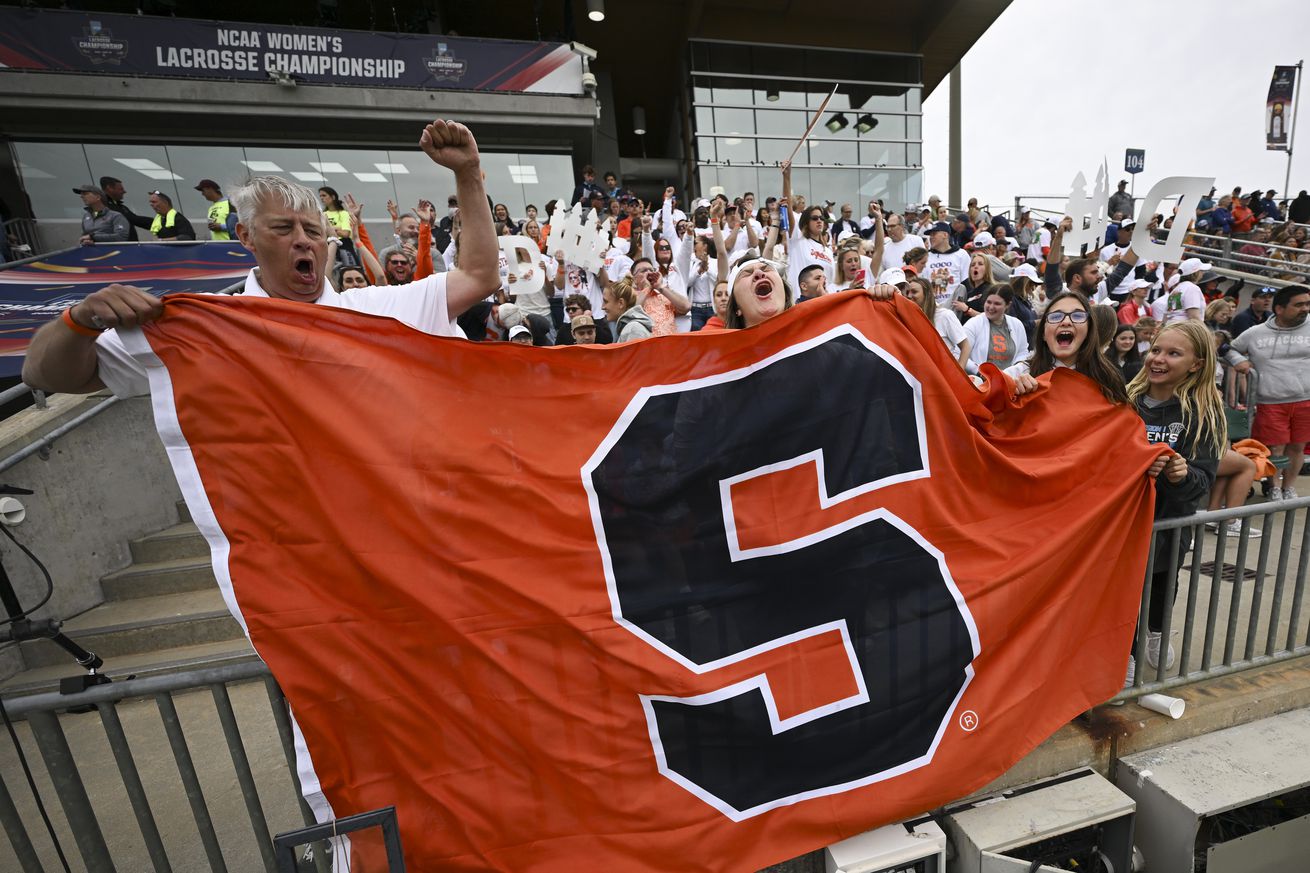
[{"xmin": 94, "ymin": 269, "xmax": 464, "ymax": 398}]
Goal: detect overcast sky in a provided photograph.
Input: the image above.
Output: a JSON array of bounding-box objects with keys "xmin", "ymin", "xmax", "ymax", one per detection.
[{"xmin": 921, "ymin": 0, "xmax": 1309, "ymax": 215}]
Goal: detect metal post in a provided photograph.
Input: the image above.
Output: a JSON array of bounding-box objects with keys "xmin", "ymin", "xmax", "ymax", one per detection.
[
  {"xmin": 211, "ymin": 683, "xmax": 277, "ymax": 873},
  {"xmin": 156, "ymin": 693, "xmax": 227, "ymax": 873},
  {"xmin": 27, "ymin": 709, "xmax": 116, "ymax": 873},
  {"xmin": 949, "ymin": 64, "xmax": 962, "ymax": 210},
  {"xmin": 0, "ymin": 770, "xmax": 43, "ymax": 873},
  {"xmin": 97, "ymin": 701, "xmax": 172, "ymax": 873},
  {"xmin": 264, "ymin": 678, "xmax": 330, "ymax": 873},
  {"xmin": 1284, "ymin": 60, "xmax": 1303, "ymax": 205}
]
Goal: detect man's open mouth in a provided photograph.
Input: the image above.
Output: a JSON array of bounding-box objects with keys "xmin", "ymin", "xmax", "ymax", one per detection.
[{"xmin": 294, "ymin": 258, "xmax": 315, "ymax": 282}]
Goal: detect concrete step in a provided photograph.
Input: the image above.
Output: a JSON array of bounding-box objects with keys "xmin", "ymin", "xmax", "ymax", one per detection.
[
  {"xmin": 129, "ymin": 522, "xmax": 208, "ymax": 564},
  {"xmin": 101, "ymin": 556, "xmax": 217, "ymax": 601},
  {"xmin": 0, "ymin": 638, "xmax": 258, "ymax": 698},
  {"xmin": 19, "ymin": 589, "xmax": 242, "ymax": 669}
]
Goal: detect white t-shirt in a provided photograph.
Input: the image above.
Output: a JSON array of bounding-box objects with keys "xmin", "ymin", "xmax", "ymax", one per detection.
[
  {"xmin": 1151, "ymin": 279, "xmax": 1206, "ymax": 324},
  {"xmin": 933, "ymin": 307, "xmax": 968, "ymax": 355},
  {"xmin": 1026, "ymin": 228, "xmax": 1051, "ymax": 262},
  {"xmin": 602, "ymin": 245, "xmax": 633, "ymax": 283},
  {"xmin": 1099, "ymin": 243, "xmax": 1128, "ymax": 262},
  {"xmin": 924, "ymin": 248, "xmax": 971, "ymax": 305},
  {"xmin": 786, "ymin": 227, "xmax": 836, "ymax": 291},
  {"xmin": 508, "ymin": 255, "xmax": 552, "ymax": 317},
  {"xmin": 882, "ymin": 234, "xmax": 925, "ymax": 270},
  {"xmin": 727, "ymin": 219, "xmax": 762, "ymax": 259},
  {"xmin": 95, "ymin": 269, "xmax": 464, "ymax": 399}
]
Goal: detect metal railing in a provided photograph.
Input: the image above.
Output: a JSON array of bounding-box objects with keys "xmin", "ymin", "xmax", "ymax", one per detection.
[
  {"xmin": 0, "ymin": 660, "xmax": 330, "ymax": 873},
  {"xmin": 1116, "ymin": 496, "xmax": 1310, "ymax": 700},
  {"xmin": 1183, "ymin": 231, "xmax": 1310, "ymax": 283},
  {"xmin": 2, "ymin": 219, "xmax": 42, "ymax": 262}
]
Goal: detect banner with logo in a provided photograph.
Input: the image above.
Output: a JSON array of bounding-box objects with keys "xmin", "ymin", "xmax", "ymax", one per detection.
[
  {"xmin": 0, "ymin": 242, "xmax": 250, "ymax": 377},
  {"xmin": 125, "ymin": 292, "xmax": 1161, "ymax": 871},
  {"xmin": 0, "ymin": 7, "xmax": 581, "ymax": 94},
  {"xmin": 1266, "ymin": 65, "xmax": 1298, "ymax": 150}
]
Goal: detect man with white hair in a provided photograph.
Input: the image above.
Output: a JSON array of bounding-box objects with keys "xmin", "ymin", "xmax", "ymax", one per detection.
[{"xmin": 24, "ymin": 119, "xmax": 498, "ymax": 397}]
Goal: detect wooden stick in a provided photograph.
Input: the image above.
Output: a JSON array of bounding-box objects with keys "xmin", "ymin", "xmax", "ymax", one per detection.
[{"xmin": 787, "ymin": 85, "xmax": 839, "ymax": 163}]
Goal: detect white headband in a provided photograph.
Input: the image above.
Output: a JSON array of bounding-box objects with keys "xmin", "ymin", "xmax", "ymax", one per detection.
[{"xmin": 726, "ymin": 257, "xmax": 786, "ymax": 296}]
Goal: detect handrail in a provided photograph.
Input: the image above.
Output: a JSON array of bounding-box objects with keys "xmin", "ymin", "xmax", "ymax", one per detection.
[
  {"xmin": 0, "ymin": 657, "xmax": 269, "ymax": 716},
  {"xmin": 0, "ymin": 394, "xmax": 120, "ymax": 474}
]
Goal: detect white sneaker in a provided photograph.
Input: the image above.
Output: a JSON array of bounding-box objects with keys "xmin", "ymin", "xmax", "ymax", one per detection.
[
  {"xmin": 1269, "ymin": 485, "xmax": 1284, "ymax": 501},
  {"xmin": 1205, "ymin": 520, "xmax": 1221, "ymax": 532},
  {"xmin": 1284, "ymin": 486, "xmax": 1299, "ymax": 500},
  {"xmin": 1226, "ymin": 519, "xmax": 1262, "ymax": 538},
  {"xmin": 1109, "ymin": 655, "xmax": 1136, "ymax": 704},
  {"xmin": 1146, "ymin": 631, "xmax": 1176, "ymax": 670}
]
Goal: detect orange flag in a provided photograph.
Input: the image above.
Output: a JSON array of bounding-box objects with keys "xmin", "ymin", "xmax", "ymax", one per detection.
[{"xmin": 131, "ymin": 292, "xmax": 1159, "ymax": 872}]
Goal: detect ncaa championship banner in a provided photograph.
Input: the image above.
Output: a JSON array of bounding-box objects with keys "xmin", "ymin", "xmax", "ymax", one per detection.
[
  {"xmin": 125, "ymin": 292, "xmax": 1160, "ymax": 871},
  {"xmin": 0, "ymin": 7, "xmax": 582, "ymax": 94}
]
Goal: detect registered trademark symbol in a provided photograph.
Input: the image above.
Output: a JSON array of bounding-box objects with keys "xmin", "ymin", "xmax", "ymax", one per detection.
[{"xmin": 959, "ymin": 710, "xmax": 979, "ymax": 732}]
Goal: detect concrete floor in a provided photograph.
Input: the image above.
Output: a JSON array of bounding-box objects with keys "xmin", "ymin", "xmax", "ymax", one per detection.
[{"xmin": 0, "ymin": 500, "xmax": 1306, "ymax": 873}]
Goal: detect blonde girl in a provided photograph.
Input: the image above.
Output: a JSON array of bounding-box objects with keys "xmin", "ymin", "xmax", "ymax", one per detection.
[{"xmin": 1125, "ymin": 320, "xmax": 1226, "ymax": 677}]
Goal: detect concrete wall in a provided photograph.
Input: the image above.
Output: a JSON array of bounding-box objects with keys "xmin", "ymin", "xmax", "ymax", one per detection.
[{"xmin": 0, "ymin": 393, "xmax": 182, "ymax": 679}]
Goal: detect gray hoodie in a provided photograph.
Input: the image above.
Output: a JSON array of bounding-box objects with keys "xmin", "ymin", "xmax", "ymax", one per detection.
[
  {"xmin": 616, "ymin": 306, "xmax": 654, "ymax": 343},
  {"xmin": 1226, "ymin": 316, "xmax": 1310, "ymax": 403}
]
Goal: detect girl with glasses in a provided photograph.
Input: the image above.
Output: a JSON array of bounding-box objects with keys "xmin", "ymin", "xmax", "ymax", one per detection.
[{"xmin": 1012, "ymin": 290, "xmax": 1128, "ymax": 404}]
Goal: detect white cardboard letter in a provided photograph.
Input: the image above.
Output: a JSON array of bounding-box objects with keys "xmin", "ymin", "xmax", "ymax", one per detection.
[
  {"xmin": 1061, "ymin": 161, "xmax": 1110, "ymax": 256},
  {"xmin": 1130, "ymin": 176, "xmax": 1215, "ymax": 265},
  {"xmin": 498, "ymin": 235, "xmax": 540, "ymax": 281}
]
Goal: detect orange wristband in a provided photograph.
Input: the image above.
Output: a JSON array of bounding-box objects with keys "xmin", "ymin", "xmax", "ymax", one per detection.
[{"xmin": 61, "ymin": 307, "xmax": 103, "ymax": 338}]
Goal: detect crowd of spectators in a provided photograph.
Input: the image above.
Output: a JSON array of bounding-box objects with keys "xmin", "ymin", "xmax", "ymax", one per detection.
[{"xmin": 19, "ymin": 117, "xmax": 1310, "ymax": 699}]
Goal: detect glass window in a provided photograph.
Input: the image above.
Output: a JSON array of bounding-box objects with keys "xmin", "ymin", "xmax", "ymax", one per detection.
[
  {"xmin": 83, "ymin": 143, "xmax": 180, "ymax": 217},
  {"xmin": 162, "ymin": 145, "xmax": 249, "ymax": 234},
  {"xmin": 12, "ymin": 142, "xmax": 93, "ymax": 222}
]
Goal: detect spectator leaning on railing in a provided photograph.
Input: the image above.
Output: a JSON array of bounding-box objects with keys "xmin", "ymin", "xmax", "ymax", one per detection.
[{"xmin": 1225, "ymin": 285, "xmax": 1310, "ymax": 500}]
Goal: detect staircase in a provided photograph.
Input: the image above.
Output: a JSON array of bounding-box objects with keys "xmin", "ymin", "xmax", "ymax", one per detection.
[{"xmin": 0, "ymin": 501, "xmax": 256, "ymax": 697}]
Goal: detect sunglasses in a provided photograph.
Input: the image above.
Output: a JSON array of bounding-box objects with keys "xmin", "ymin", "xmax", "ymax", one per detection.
[
  {"xmin": 565, "ymin": 305, "xmax": 582, "ymax": 313},
  {"xmin": 387, "ymin": 260, "xmax": 409, "ymax": 267},
  {"xmin": 1045, "ymin": 310, "xmax": 1089, "ymax": 324}
]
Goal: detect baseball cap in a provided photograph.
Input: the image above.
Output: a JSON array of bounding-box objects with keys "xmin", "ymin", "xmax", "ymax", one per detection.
[
  {"xmin": 570, "ymin": 313, "xmax": 595, "ymax": 330},
  {"xmin": 1126, "ymin": 277, "xmax": 1152, "ymax": 292},
  {"xmin": 1178, "ymin": 257, "xmax": 1212, "ymax": 277},
  {"xmin": 508, "ymin": 324, "xmax": 532, "ymax": 340},
  {"xmin": 954, "ymin": 213, "xmax": 970, "ymax": 223},
  {"xmin": 929, "ymin": 221, "xmax": 952, "ymax": 235},
  {"xmin": 1117, "ymin": 217, "xmax": 1136, "ymax": 229},
  {"xmin": 971, "ymin": 231, "xmax": 996, "ymax": 248},
  {"xmin": 72, "ymin": 184, "xmax": 104, "ymax": 197},
  {"xmin": 1042, "ymin": 215, "xmax": 1061, "ymax": 227},
  {"xmin": 1011, "ymin": 263, "xmax": 1040, "ymax": 282},
  {"xmin": 498, "ymin": 302, "xmax": 524, "ymax": 327},
  {"xmin": 1196, "ymin": 270, "xmax": 1222, "ymax": 285},
  {"xmin": 693, "ymin": 198, "xmax": 711, "ymax": 210},
  {"xmin": 1253, "ymin": 286, "xmax": 1277, "ymax": 296},
  {"xmin": 837, "ymin": 229, "xmax": 858, "ymax": 243},
  {"xmin": 878, "ymin": 267, "xmax": 908, "ymax": 286},
  {"xmin": 194, "ymin": 179, "xmax": 220, "ymax": 192}
]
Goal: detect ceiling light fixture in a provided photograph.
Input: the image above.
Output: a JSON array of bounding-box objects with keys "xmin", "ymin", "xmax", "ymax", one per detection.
[
  {"xmin": 309, "ymin": 162, "xmax": 348, "ymax": 174},
  {"xmin": 587, "ymin": 0, "xmax": 605, "ymax": 22},
  {"xmin": 241, "ymin": 161, "xmax": 284, "ymax": 172},
  {"xmin": 633, "ymin": 106, "xmax": 647, "ymax": 136},
  {"xmin": 766, "ymin": 89, "xmax": 779, "ymax": 102},
  {"xmin": 825, "ymin": 113, "xmax": 849, "ymax": 133},
  {"xmin": 855, "ymin": 114, "xmax": 878, "ymax": 133}
]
